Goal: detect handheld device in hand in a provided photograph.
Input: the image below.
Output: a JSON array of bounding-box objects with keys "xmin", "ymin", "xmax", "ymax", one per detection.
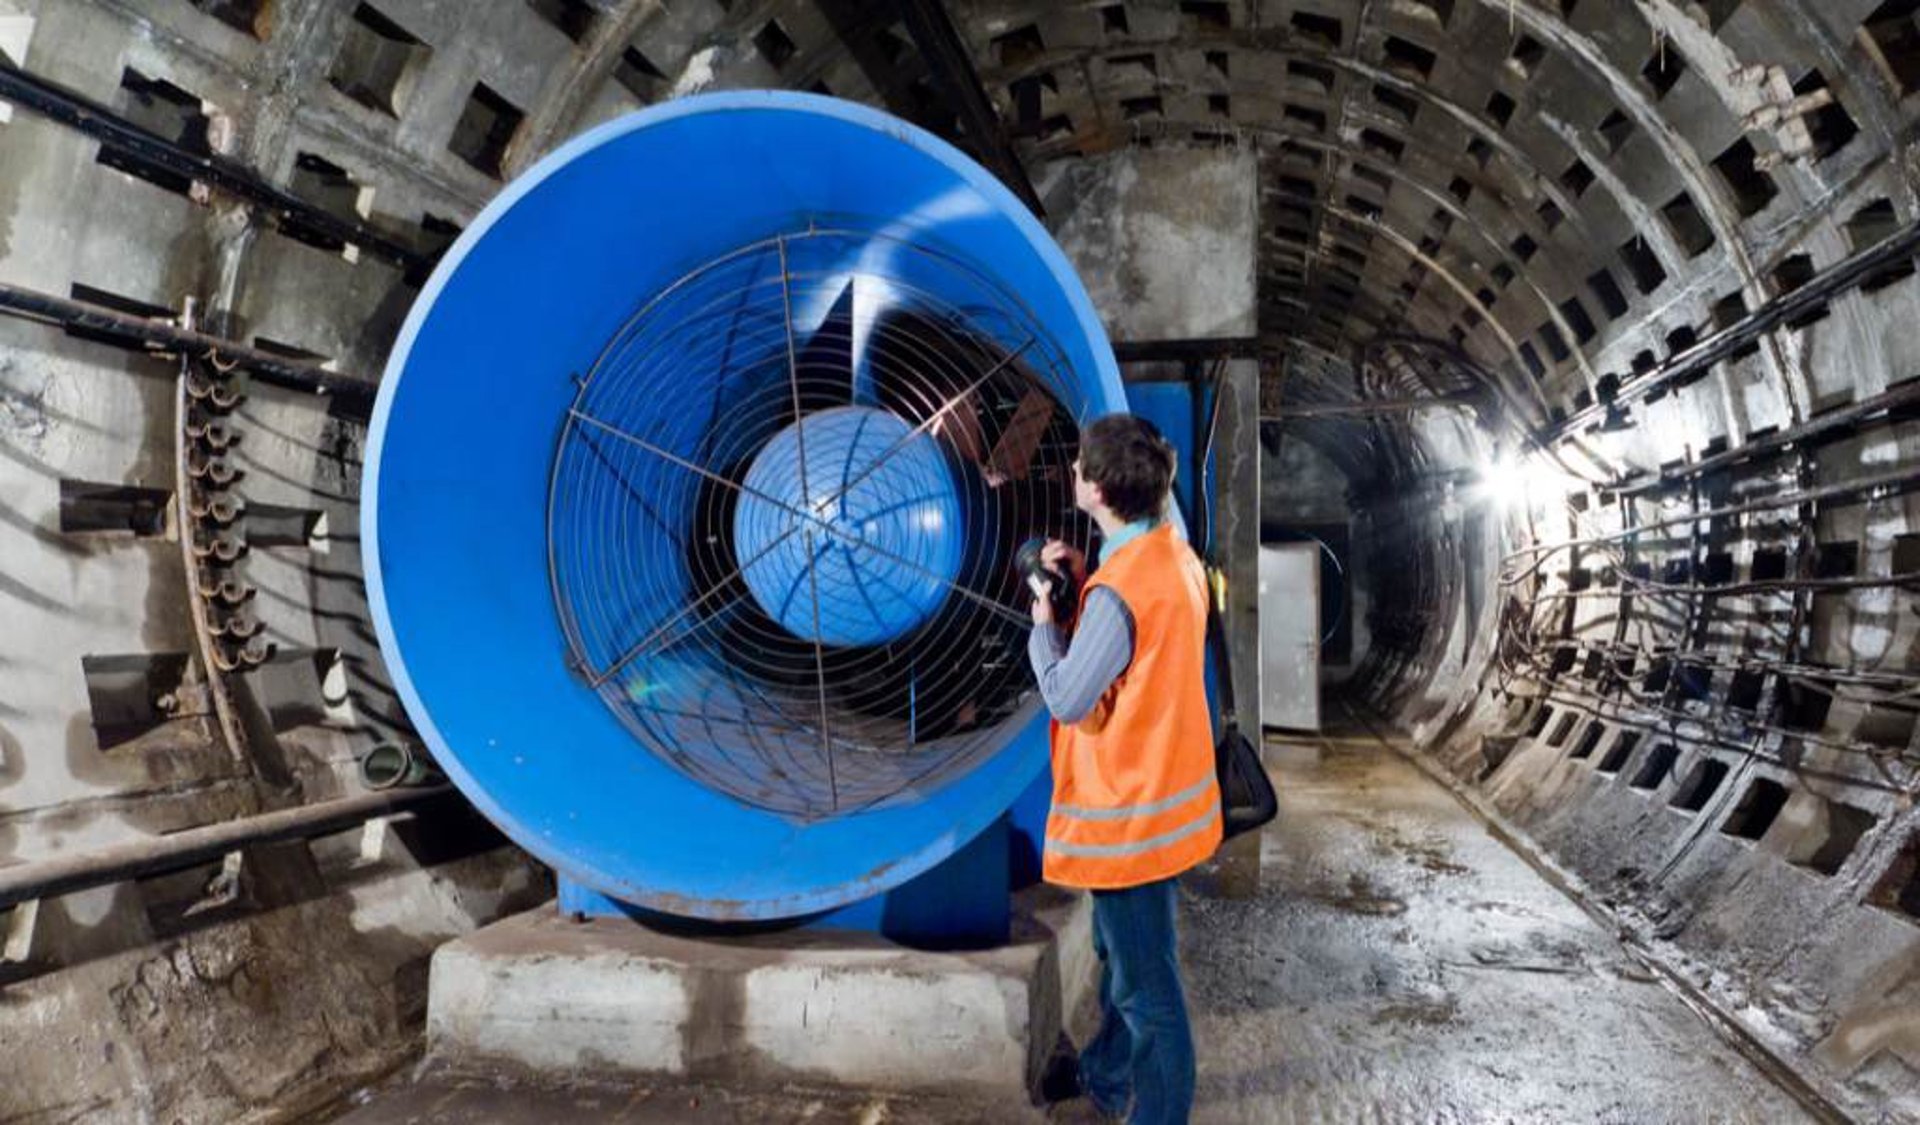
[{"xmin": 1015, "ymin": 537, "xmax": 1079, "ymax": 622}]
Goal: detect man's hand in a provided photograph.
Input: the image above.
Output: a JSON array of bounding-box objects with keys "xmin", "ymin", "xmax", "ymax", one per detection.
[
  {"xmin": 1028, "ymin": 573, "xmax": 1055, "ymax": 625},
  {"xmin": 1041, "ymin": 539, "xmax": 1086, "ymax": 584}
]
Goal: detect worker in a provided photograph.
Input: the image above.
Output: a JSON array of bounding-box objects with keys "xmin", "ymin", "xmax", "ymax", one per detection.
[{"xmin": 1025, "ymin": 413, "xmax": 1222, "ymax": 1124}]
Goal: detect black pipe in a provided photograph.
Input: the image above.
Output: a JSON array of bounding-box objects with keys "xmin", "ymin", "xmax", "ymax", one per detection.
[
  {"xmin": 1607, "ymin": 377, "xmax": 1920, "ymax": 496},
  {"xmin": 896, "ymin": 0, "xmax": 1045, "ymax": 217},
  {"xmin": 1115, "ymin": 337, "xmax": 1263, "ymax": 363},
  {"xmin": 1265, "ymin": 393, "xmax": 1479, "ymax": 417},
  {"xmin": 0, "ymin": 281, "xmax": 378, "ymax": 417},
  {"xmin": 0, "ymin": 787, "xmax": 456, "ymax": 909},
  {"xmin": 1552, "ymin": 219, "xmax": 1920, "ymax": 441}
]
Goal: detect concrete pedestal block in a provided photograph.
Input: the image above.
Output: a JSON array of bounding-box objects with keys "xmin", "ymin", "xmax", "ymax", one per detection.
[{"xmin": 425, "ymin": 885, "xmax": 1094, "ymax": 1105}]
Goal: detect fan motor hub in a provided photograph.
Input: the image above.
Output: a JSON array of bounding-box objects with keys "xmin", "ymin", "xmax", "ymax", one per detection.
[{"xmin": 734, "ymin": 406, "xmax": 961, "ymax": 647}]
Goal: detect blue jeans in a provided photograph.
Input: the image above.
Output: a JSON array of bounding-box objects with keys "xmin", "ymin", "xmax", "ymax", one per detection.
[{"xmin": 1079, "ymin": 877, "xmax": 1195, "ymax": 1124}]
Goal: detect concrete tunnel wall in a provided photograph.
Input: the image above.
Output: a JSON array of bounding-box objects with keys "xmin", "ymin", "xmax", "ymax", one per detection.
[{"xmin": 0, "ymin": 0, "xmax": 1917, "ymax": 1120}]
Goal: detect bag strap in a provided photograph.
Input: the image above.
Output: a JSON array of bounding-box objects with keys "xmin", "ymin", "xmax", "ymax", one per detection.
[
  {"xmin": 1167, "ymin": 490, "xmax": 1237, "ymax": 730},
  {"xmin": 1205, "ymin": 579, "xmax": 1238, "ymax": 725},
  {"xmin": 1176, "ymin": 357, "xmax": 1239, "ymax": 729}
]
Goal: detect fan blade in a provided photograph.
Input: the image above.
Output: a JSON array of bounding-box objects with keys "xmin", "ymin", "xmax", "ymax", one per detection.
[
  {"xmin": 857, "ymin": 302, "xmax": 1000, "ymax": 464},
  {"xmin": 983, "ymin": 388, "xmax": 1054, "ymax": 486},
  {"xmin": 849, "ymin": 274, "xmax": 888, "ymax": 406},
  {"xmin": 792, "ymin": 279, "xmax": 857, "ymax": 411}
]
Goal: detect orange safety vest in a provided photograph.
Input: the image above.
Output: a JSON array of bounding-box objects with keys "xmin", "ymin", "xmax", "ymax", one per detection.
[{"xmin": 1044, "ymin": 524, "xmax": 1223, "ymax": 889}]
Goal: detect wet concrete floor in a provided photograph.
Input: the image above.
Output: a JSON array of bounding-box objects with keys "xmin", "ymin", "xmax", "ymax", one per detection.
[
  {"xmin": 324, "ymin": 724, "xmax": 1816, "ymax": 1124},
  {"xmin": 1171, "ymin": 724, "xmax": 1814, "ymax": 1124}
]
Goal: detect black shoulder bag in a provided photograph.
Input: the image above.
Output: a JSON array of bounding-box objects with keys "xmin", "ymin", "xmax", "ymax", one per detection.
[{"xmin": 1206, "ymin": 586, "xmax": 1278, "ymax": 840}]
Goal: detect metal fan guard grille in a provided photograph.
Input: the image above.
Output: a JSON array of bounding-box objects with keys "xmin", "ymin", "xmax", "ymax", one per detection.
[{"xmin": 547, "ymin": 228, "xmax": 1092, "ymax": 820}]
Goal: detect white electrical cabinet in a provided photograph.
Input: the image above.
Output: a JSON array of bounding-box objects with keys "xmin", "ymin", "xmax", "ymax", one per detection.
[{"xmin": 1258, "ymin": 543, "xmax": 1321, "ymax": 731}]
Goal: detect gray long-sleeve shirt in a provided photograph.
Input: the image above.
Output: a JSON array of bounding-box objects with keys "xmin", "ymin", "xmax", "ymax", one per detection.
[{"xmin": 1027, "ymin": 586, "xmax": 1135, "ymax": 723}]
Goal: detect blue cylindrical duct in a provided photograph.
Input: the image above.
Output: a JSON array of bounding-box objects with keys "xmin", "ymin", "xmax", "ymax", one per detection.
[{"xmin": 363, "ymin": 93, "xmax": 1123, "ymax": 920}]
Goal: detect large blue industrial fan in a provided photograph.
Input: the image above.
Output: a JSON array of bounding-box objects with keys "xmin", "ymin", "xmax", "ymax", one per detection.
[{"xmin": 364, "ymin": 93, "xmax": 1126, "ymax": 923}]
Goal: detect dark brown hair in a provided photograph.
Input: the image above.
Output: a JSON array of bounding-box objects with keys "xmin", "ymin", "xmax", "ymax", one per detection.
[{"xmin": 1077, "ymin": 414, "xmax": 1176, "ymax": 522}]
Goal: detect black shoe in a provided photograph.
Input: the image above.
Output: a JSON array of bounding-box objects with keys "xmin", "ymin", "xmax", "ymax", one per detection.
[{"xmin": 1038, "ymin": 1049, "xmax": 1084, "ymax": 1105}]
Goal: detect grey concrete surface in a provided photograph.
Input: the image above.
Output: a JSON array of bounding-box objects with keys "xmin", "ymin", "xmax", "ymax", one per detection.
[
  {"xmin": 1211, "ymin": 354, "xmax": 1266, "ymax": 900},
  {"xmin": 320, "ymin": 1069, "xmax": 1008, "ymax": 1125},
  {"xmin": 421, "ymin": 886, "xmax": 1093, "ymax": 1106},
  {"xmin": 1044, "ymin": 145, "xmax": 1260, "ymax": 346},
  {"xmin": 1, "ymin": 840, "xmax": 551, "ymax": 1125}
]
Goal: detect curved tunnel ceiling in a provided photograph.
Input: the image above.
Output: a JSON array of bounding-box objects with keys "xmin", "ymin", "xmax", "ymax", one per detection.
[
  {"xmin": 960, "ymin": 1, "xmax": 1901, "ymax": 432},
  {"xmin": 32, "ymin": 0, "xmax": 1898, "ymax": 468}
]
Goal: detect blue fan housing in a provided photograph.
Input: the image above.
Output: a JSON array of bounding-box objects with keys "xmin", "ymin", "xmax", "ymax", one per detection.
[{"xmin": 362, "ymin": 92, "xmax": 1126, "ymax": 921}]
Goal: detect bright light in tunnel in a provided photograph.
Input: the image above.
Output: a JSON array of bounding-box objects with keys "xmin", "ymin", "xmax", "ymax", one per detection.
[
  {"xmin": 1477, "ymin": 458, "xmax": 1531, "ymax": 508},
  {"xmin": 1475, "ymin": 452, "xmax": 1577, "ymax": 511}
]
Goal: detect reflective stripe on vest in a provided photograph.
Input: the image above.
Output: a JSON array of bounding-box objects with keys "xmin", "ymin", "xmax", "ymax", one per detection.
[
  {"xmin": 1047, "ymin": 805, "xmax": 1221, "ymax": 859},
  {"xmin": 1045, "ymin": 770, "xmax": 1219, "ymax": 850},
  {"xmin": 1051, "ymin": 773, "xmax": 1214, "ymax": 822}
]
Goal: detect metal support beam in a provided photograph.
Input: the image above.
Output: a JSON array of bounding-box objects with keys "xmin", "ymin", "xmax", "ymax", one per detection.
[
  {"xmin": 0, "ymin": 281, "xmax": 378, "ymax": 417},
  {"xmin": 1264, "ymin": 393, "xmax": 1477, "ymax": 418},
  {"xmin": 0, "ymin": 58, "xmax": 431, "ymax": 277},
  {"xmin": 1552, "ymin": 218, "xmax": 1920, "ymax": 440},
  {"xmin": 1209, "ymin": 357, "xmax": 1263, "ymax": 899},
  {"xmin": 814, "ymin": 0, "xmax": 926, "ymax": 124},
  {"xmin": 894, "ymin": 0, "xmax": 1044, "ymax": 217},
  {"xmin": 0, "ymin": 787, "xmax": 456, "ymax": 909},
  {"xmin": 1114, "ymin": 336, "xmax": 1263, "ymax": 364}
]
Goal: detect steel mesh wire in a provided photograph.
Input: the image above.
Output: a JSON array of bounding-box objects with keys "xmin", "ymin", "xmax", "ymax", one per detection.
[{"xmin": 547, "ymin": 229, "xmax": 1093, "ymax": 819}]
